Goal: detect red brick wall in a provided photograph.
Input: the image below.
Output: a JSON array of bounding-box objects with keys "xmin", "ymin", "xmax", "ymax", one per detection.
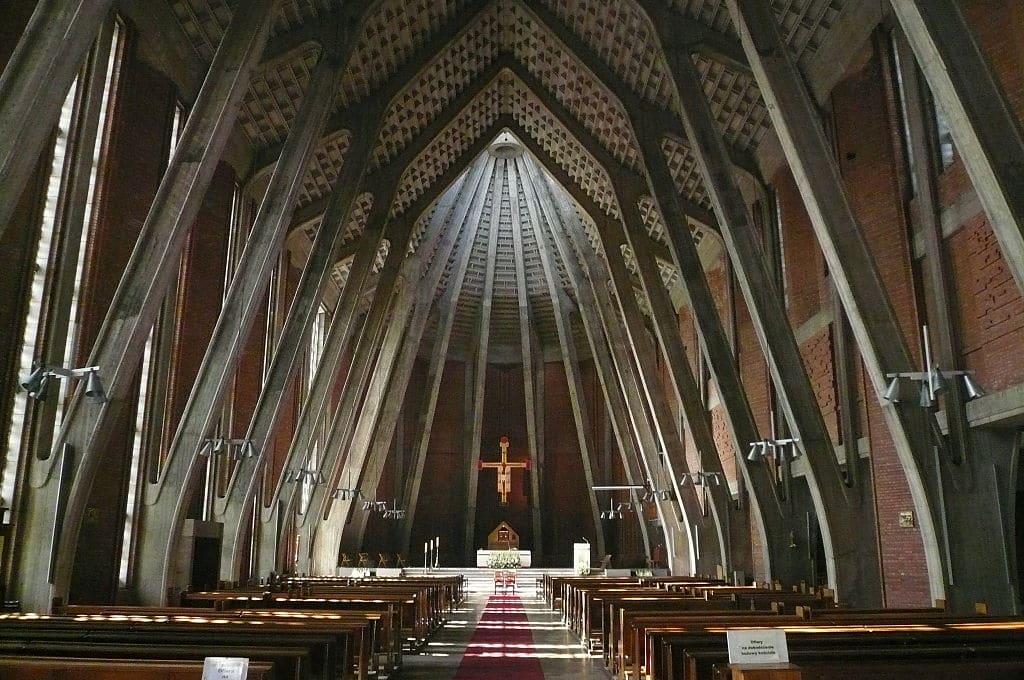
[
  {"xmin": 411, "ymin": 359, "xmax": 466, "ymax": 564},
  {"xmin": 263, "ymin": 260, "xmax": 304, "ymax": 494},
  {"xmin": 476, "ymin": 363, "xmax": 531, "ymax": 549},
  {"xmin": 776, "ymin": 169, "xmax": 826, "ymax": 329},
  {"xmin": 542, "ymin": 361, "xmax": 597, "ymax": 564},
  {"xmin": 947, "ymin": 216, "xmax": 1024, "ymax": 390},
  {"xmin": 66, "ymin": 34, "xmax": 177, "ymax": 604},
  {"xmin": 162, "ymin": 161, "xmax": 234, "ymax": 520},
  {"xmin": 832, "ymin": 40, "xmax": 929, "ymax": 607},
  {"xmin": 736, "ymin": 287, "xmax": 772, "ymax": 437},
  {"xmin": 800, "ymin": 326, "xmax": 840, "ymax": 445},
  {"xmin": 937, "ymin": 0, "xmax": 1024, "ymax": 390}
]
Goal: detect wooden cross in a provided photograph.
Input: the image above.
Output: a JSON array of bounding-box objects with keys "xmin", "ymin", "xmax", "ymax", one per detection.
[{"xmin": 478, "ymin": 436, "xmax": 529, "ymax": 506}]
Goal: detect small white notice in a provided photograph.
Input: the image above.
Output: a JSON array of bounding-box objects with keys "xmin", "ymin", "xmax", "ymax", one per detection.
[
  {"xmin": 202, "ymin": 657, "xmax": 249, "ymax": 680},
  {"xmin": 726, "ymin": 628, "xmax": 789, "ymax": 664}
]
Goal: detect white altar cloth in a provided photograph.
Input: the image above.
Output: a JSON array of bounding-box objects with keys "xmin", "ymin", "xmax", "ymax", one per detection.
[{"xmin": 476, "ymin": 549, "xmax": 532, "ymax": 567}]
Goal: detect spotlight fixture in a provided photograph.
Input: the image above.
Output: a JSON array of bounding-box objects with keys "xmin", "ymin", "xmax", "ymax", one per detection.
[
  {"xmin": 883, "ymin": 325, "xmax": 985, "ymax": 408},
  {"xmin": 600, "ymin": 498, "xmax": 624, "ymax": 520},
  {"xmin": 284, "ymin": 468, "xmax": 326, "ymax": 485},
  {"xmin": 331, "ymin": 471, "xmax": 363, "ymax": 500},
  {"xmin": 381, "ymin": 500, "xmax": 406, "ymax": 519},
  {"xmin": 746, "ymin": 438, "xmax": 801, "ymax": 462},
  {"xmin": 746, "ymin": 439, "xmax": 768, "ymax": 462},
  {"xmin": 199, "ymin": 437, "xmax": 257, "ymax": 460},
  {"xmin": 681, "ymin": 471, "xmax": 723, "ymax": 486},
  {"xmin": 21, "ymin": 365, "xmax": 106, "ymax": 403}
]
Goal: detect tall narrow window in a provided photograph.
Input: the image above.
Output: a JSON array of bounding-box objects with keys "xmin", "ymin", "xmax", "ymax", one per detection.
[
  {"xmin": 890, "ymin": 31, "xmax": 919, "ymax": 197},
  {"xmin": 120, "ymin": 97, "xmax": 184, "ymax": 585},
  {"xmin": 300, "ymin": 305, "xmax": 329, "ymax": 514},
  {"xmin": 1, "ymin": 79, "xmax": 80, "ymax": 509},
  {"xmin": 931, "ymin": 98, "xmax": 955, "ymax": 170}
]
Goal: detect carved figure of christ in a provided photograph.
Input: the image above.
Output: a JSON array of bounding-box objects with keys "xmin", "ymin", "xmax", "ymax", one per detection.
[{"xmin": 478, "ymin": 436, "xmax": 529, "ymax": 506}]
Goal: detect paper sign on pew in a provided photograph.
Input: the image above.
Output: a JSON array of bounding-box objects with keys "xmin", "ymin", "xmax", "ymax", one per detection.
[
  {"xmin": 726, "ymin": 628, "xmax": 789, "ymax": 664},
  {"xmin": 202, "ymin": 657, "xmax": 249, "ymax": 680}
]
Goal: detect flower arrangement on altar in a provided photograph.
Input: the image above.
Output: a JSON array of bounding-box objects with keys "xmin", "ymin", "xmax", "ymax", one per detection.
[{"xmin": 486, "ymin": 550, "xmax": 522, "ymax": 569}]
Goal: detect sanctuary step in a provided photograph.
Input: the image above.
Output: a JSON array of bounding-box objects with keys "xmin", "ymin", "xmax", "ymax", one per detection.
[{"xmin": 405, "ymin": 567, "xmax": 575, "ymax": 595}]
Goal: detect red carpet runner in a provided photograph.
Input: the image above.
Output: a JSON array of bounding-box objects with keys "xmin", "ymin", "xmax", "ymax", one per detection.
[{"xmin": 454, "ymin": 594, "xmax": 545, "ymax": 679}]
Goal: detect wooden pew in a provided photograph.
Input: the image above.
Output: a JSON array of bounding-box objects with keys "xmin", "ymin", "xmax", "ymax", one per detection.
[
  {"xmin": 0, "ymin": 657, "xmax": 274, "ymax": 680},
  {"xmin": 650, "ymin": 616, "xmax": 1024, "ymax": 680},
  {"xmin": 62, "ymin": 605, "xmax": 390, "ymax": 678},
  {"xmin": 0, "ymin": 611, "xmax": 365, "ymax": 680}
]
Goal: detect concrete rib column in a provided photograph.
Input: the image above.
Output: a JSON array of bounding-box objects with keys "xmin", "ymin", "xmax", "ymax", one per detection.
[
  {"xmin": 0, "ymin": 0, "xmax": 116, "ymax": 239},
  {"xmin": 399, "ymin": 158, "xmax": 495, "ymax": 556},
  {"xmin": 631, "ymin": 117, "xmax": 793, "ymax": 583},
  {"xmin": 891, "ymin": 0, "xmax": 1024, "ymax": 298},
  {"xmin": 463, "ymin": 160, "xmax": 504, "ymax": 566},
  {"xmin": 505, "ymin": 177, "xmax": 545, "ymax": 563},
  {"xmin": 516, "ymin": 156, "xmax": 606, "ymax": 560},
  {"xmin": 726, "ymin": 0, "xmax": 946, "ymax": 602},
  {"xmin": 561, "ymin": 209, "xmax": 710, "ymax": 573},
  {"xmin": 654, "ymin": 38, "xmax": 879, "ymax": 602},
  {"xmin": 131, "ymin": 46, "xmax": 342, "ymax": 601},
  {"xmin": 15, "ymin": 0, "xmax": 281, "ymax": 612},
  {"xmin": 526, "ymin": 166, "xmax": 659, "ymax": 562},
  {"xmin": 342, "ymin": 178, "xmax": 473, "ymax": 554},
  {"xmin": 285, "ymin": 198, "xmax": 402, "ymax": 575}
]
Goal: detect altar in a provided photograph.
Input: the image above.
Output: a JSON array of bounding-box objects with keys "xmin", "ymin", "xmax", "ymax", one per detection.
[
  {"xmin": 478, "ymin": 521, "xmax": 531, "ymax": 567},
  {"xmin": 476, "ymin": 549, "xmax": 532, "ymax": 567}
]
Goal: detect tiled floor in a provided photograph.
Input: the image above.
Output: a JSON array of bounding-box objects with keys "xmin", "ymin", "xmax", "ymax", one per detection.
[{"xmin": 400, "ymin": 577, "xmax": 613, "ymax": 679}]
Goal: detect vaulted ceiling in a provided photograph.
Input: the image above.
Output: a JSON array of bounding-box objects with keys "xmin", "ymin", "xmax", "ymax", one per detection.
[{"xmin": 168, "ymin": 0, "xmax": 849, "ymax": 359}]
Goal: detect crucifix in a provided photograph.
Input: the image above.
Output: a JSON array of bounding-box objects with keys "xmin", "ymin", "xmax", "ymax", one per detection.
[{"xmin": 478, "ymin": 436, "xmax": 529, "ymax": 506}]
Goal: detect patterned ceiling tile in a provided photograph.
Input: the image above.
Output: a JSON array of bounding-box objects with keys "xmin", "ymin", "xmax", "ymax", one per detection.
[
  {"xmin": 170, "ymin": 0, "xmax": 341, "ymax": 62},
  {"xmin": 390, "ymin": 81, "xmax": 503, "ymax": 217},
  {"xmin": 340, "ymin": 192, "xmax": 375, "ymax": 246},
  {"xmin": 335, "ymin": 0, "xmax": 472, "ymax": 110},
  {"xmin": 505, "ymin": 2, "xmax": 641, "ymax": 171},
  {"xmin": 692, "ymin": 55, "xmax": 768, "ymax": 151},
  {"xmin": 503, "ymin": 72, "xmax": 620, "ymax": 219},
  {"xmin": 660, "ymin": 136, "xmax": 712, "ymax": 209},
  {"xmin": 669, "ymin": 0, "xmax": 846, "ymax": 61},
  {"xmin": 298, "ymin": 129, "xmax": 352, "ymax": 207},
  {"xmin": 370, "ymin": 4, "xmax": 502, "ymax": 170},
  {"xmin": 540, "ymin": 0, "xmax": 676, "ymax": 111},
  {"xmin": 239, "ymin": 45, "xmax": 321, "ymax": 147}
]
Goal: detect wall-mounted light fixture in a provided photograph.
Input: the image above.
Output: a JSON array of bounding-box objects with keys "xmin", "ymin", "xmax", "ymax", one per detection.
[
  {"xmin": 198, "ymin": 438, "xmax": 256, "ymax": 460},
  {"xmin": 283, "ymin": 468, "xmax": 326, "ymax": 485},
  {"xmin": 22, "ymin": 365, "xmax": 106, "ymax": 403},
  {"xmin": 331, "ymin": 470, "xmax": 362, "ymax": 500},
  {"xmin": 883, "ymin": 325, "xmax": 985, "ymax": 408},
  {"xmin": 680, "ymin": 471, "xmax": 723, "ymax": 486},
  {"xmin": 380, "ymin": 500, "xmax": 406, "ymax": 519},
  {"xmin": 599, "ymin": 498, "xmax": 626, "ymax": 520},
  {"xmin": 747, "ymin": 438, "xmax": 801, "ymax": 462},
  {"xmin": 361, "ymin": 499, "xmax": 387, "ymax": 512}
]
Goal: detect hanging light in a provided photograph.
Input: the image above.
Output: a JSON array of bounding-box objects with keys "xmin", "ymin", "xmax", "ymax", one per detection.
[
  {"xmin": 883, "ymin": 376, "xmax": 903, "ymax": 403},
  {"xmin": 21, "ymin": 364, "xmax": 106, "ymax": 403},
  {"xmin": 962, "ymin": 374, "xmax": 986, "ymax": 400},
  {"xmin": 746, "ymin": 440, "xmax": 767, "ymax": 462}
]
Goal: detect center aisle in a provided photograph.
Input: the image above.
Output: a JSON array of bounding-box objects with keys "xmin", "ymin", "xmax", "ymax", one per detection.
[
  {"xmin": 400, "ymin": 571, "xmax": 613, "ymax": 679},
  {"xmin": 453, "ymin": 594, "xmax": 544, "ymax": 679}
]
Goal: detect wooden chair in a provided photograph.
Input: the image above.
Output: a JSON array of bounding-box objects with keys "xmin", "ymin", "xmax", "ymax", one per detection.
[
  {"xmin": 339, "ymin": 553, "xmax": 352, "ymax": 567},
  {"xmin": 394, "ymin": 554, "xmax": 406, "ymax": 568},
  {"xmin": 356, "ymin": 552, "xmax": 370, "ymax": 568},
  {"xmin": 599, "ymin": 554, "xmax": 612, "ymax": 569},
  {"xmin": 377, "ymin": 553, "xmax": 390, "ymax": 568},
  {"xmin": 494, "ymin": 571, "xmax": 505, "ymax": 593},
  {"xmin": 504, "ymin": 570, "xmax": 516, "ymax": 593}
]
